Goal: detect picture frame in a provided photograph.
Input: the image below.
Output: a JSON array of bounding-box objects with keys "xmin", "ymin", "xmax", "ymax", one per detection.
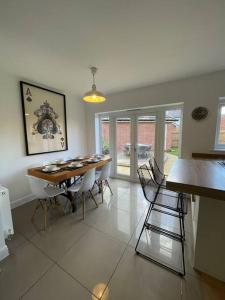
[{"xmin": 20, "ymin": 81, "xmax": 68, "ymax": 156}]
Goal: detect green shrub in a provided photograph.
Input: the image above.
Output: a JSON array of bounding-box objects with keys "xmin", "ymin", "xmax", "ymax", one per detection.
[{"xmin": 102, "ymin": 138, "xmax": 110, "ymax": 155}]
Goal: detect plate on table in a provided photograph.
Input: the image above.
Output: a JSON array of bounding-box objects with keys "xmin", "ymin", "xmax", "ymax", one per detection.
[
  {"xmin": 66, "ymin": 159, "xmax": 76, "ymax": 163},
  {"xmin": 91, "ymin": 154, "xmax": 104, "ymax": 159},
  {"xmin": 42, "ymin": 166, "xmax": 61, "ymax": 173},
  {"xmin": 76, "ymin": 163, "xmax": 84, "ymax": 168},
  {"xmin": 54, "ymin": 160, "xmax": 66, "ymax": 165},
  {"xmin": 75, "ymin": 156, "xmax": 85, "ymax": 161},
  {"xmin": 86, "ymin": 159, "xmax": 100, "ymax": 164},
  {"xmin": 67, "ymin": 163, "xmax": 84, "ymax": 169}
]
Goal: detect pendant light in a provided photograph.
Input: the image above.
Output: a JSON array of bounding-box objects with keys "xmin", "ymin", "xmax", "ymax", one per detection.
[{"xmin": 83, "ymin": 66, "xmax": 106, "ymax": 103}]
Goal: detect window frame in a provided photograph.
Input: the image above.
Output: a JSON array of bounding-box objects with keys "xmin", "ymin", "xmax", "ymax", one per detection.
[{"xmin": 214, "ymin": 97, "xmax": 225, "ymax": 150}]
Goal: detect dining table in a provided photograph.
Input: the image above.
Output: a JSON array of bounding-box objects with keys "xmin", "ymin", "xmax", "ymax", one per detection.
[{"xmin": 27, "ymin": 155, "xmax": 112, "ymax": 212}]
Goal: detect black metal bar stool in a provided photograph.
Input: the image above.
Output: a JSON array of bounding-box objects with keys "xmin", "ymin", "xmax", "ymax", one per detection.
[{"xmin": 135, "ymin": 164, "xmax": 186, "ymax": 276}]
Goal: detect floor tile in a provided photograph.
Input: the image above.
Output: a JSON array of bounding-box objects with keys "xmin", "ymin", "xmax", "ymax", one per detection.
[
  {"xmin": 183, "ymin": 232, "xmax": 202, "ymax": 279},
  {"xmin": 103, "ymin": 183, "xmax": 148, "ymax": 214},
  {"xmin": 101, "ymin": 247, "xmax": 182, "ymax": 300},
  {"xmin": 181, "ymin": 274, "xmax": 225, "ymax": 300},
  {"xmin": 12, "ymin": 199, "xmax": 65, "ymax": 239},
  {"xmin": 129, "ymin": 213, "xmax": 146, "ymax": 248},
  {"xmin": 130, "ymin": 209, "xmax": 202, "ymax": 278},
  {"xmin": 7, "ymin": 179, "xmax": 225, "ymax": 300},
  {"xmin": 83, "ymin": 203, "xmax": 141, "ymax": 243},
  {"xmin": 148, "ymin": 208, "xmax": 181, "ymax": 235},
  {"xmin": 82, "ymin": 183, "xmax": 147, "ymax": 223},
  {"xmin": 12, "ymin": 200, "xmax": 42, "ymax": 239},
  {"xmin": 0, "ymin": 241, "xmax": 53, "ymax": 300},
  {"xmin": 6, "ymin": 231, "xmax": 27, "ymax": 254},
  {"xmin": 58, "ymin": 228, "xmax": 126, "ymax": 298},
  {"xmin": 22, "ymin": 264, "xmax": 97, "ymax": 300},
  {"xmin": 133, "ymin": 228, "xmax": 184, "ymax": 274},
  {"xmin": 31, "ymin": 216, "xmax": 90, "ymax": 261}
]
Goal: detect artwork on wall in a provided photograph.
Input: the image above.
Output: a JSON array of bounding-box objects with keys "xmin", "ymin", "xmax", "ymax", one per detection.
[{"xmin": 20, "ymin": 81, "xmax": 68, "ymax": 155}]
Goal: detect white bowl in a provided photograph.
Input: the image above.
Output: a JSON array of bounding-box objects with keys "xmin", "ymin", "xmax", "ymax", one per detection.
[
  {"xmin": 44, "ymin": 164, "xmax": 58, "ymax": 171},
  {"xmin": 76, "ymin": 163, "xmax": 83, "ymax": 167},
  {"xmin": 55, "ymin": 159, "xmax": 65, "ymax": 165}
]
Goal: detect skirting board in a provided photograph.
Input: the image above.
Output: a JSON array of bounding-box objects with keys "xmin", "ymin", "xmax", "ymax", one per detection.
[{"xmin": 10, "ymin": 194, "xmax": 35, "ymax": 209}]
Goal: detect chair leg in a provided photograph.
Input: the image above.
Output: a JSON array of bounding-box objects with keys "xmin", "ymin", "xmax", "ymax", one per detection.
[
  {"xmin": 101, "ymin": 181, "xmax": 104, "ymax": 203},
  {"xmin": 82, "ymin": 192, "xmax": 85, "ymax": 220},
  {"xmin": 106, "ymin": 180, "xmax": 113, "ymax": 195},
  {"xmin": 54, "ymin": 196, "xmax": 65, "ymax": 215},
  {"xmin": 31, "ymin": 199, "xmax": 41, "ymax": 222},
  {"xmin": 42, "ymin": 200, "xmax": 48, "ymax": 230},
  {"xmin": 92, "ymin": 180, "xmax": 99, "ymax": 192},
  {"xmin": 89, "ymin": 190, "xmax": 98, "ymax": 208},
  {"xmin": 95, "ymin": 180, "xmax": 101, "ymax": 193}
]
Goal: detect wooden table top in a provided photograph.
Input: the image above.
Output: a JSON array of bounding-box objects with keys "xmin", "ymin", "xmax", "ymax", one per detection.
[
  {"xmin": 28, "ymin": 157, "xmax": 112, "ymax": 183},
  {"xmin": 166, "ymin": 159, "xmax": 225, "ymax": 200}
]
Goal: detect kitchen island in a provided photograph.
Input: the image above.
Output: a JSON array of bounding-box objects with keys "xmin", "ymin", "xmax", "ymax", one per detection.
[{"xmin": 166, "ymin": 158, "xmax": 225, "ymax": 282}]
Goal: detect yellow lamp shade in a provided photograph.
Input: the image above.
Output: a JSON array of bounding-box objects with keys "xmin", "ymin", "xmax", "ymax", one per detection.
[{"xmin": 83, "ymin": 84, "xmax": 106, "ymax": 103}]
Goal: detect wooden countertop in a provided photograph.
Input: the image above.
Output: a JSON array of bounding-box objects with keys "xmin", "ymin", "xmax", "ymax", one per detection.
[
  {"xmin": 166, "ymin": 159, "xmax": 225, "ymax": 200},
  {"xmin": 192, "ymin": 152, "xmax": 225, "ymax": 159}
]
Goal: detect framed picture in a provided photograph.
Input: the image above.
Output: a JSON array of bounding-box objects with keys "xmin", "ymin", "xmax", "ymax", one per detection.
[{"xmin": 20, "ymin": 81, "xmax": 68, "ymax": 155}]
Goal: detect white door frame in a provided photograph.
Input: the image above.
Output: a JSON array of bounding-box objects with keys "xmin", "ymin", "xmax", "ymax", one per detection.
[
  {"xmin": 96, "ymin": 104, "xmax": 183, "ymax": 182},
  {"xmin": 133, "ymin": 110, "xmax": 159, "ymax": 180}
]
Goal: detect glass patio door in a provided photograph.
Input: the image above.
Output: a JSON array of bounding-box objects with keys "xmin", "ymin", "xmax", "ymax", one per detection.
[
  {"xmin": 115, "ymin": 113, "xmax": 157, "ymax": 180},
  {"xmin": 136, "ymin": 114, "xmax": 157, "ymax": 169},
  {"xmin": 163, "ymin": 109, "xmax": 182, "ymax": 175},
  {"xmin": 115, "ymin": 116, "xmax": 133, "ymax": 178},
  {"xmin": 97, "ymin": 105, "xmax": 183, "ymax": 181}
]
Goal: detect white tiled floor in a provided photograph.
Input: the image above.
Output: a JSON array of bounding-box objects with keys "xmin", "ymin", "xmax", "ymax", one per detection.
[{"xmin": 1, "ymin": 179, "xmax": 225, "ymax": 299}]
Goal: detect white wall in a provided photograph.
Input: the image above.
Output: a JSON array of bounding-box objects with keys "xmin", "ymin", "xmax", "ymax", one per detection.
[
  {"xmin": 0, "ymin": 70, "xmax": 87, "ymax": 207},
  {"xmin": 2, "ymin": 69, "xmax": 225, "ymax": 207},
  {"xmin": 86, "ymin": 70, "xmax": 225, "ymax": 158}
]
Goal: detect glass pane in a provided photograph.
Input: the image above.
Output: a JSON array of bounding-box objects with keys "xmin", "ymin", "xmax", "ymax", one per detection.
[
  {"xmin": 116, "ymin": 117, "xmax": 131, "ymax": 176},
  {"xmin": 100, "ymin": 117, "xmax": 110, "ymax": 155},
  {"xmin": 137, "ymin": 115, "xmax": 156, "ymax": 167},
  {"xmin": 164, "ymin": 110, "xmax": 181, "ymax": 175},
  {"xmin": 218, "ymin": 106, "xmax": 225, "ymax": 144}
]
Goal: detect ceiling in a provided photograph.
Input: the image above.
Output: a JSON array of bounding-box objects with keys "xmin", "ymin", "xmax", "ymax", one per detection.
[{"xmin": 0, "ymin": 0, "xmax": 225, "ymax": 97}]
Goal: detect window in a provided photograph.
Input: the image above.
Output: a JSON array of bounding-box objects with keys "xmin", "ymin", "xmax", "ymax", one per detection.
[{"xmin": 215, "ymin": 98, "xmax": 225, "ymax": 150}]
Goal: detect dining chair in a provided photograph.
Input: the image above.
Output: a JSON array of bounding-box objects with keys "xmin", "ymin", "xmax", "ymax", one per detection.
[
  {"xmin": 67, "ymin": 168, "xmax": 97, "ymax": 219},
  {"xmin": 26, "ymin": 175, "xmax": 65, "ymax": 230},
  {"xmin": 95, "ymin": 162, "xmax": 113, "ymax": 203}
]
